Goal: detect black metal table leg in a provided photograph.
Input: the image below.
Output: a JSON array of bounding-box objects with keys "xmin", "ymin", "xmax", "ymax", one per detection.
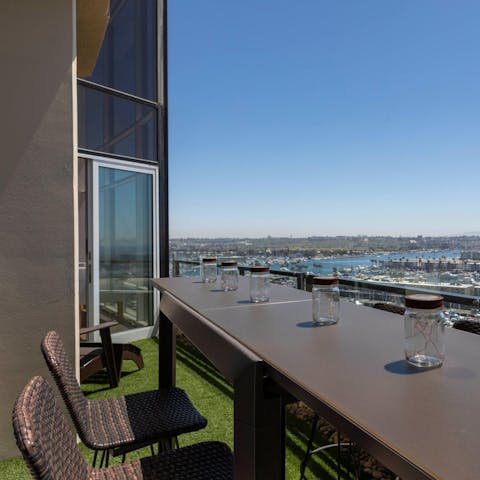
[
  {"xmin": 158, "ymin": 309, "xmax": 176, "ymax": 388},
  {"xmin": 234, "ymin": 363, "xmax": 284, "ymax": 480}
]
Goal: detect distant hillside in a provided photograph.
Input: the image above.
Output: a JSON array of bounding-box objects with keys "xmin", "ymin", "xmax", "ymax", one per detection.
[{"xmin": 170, "ymin": 235, "xmax": 480, "ymax": 256}]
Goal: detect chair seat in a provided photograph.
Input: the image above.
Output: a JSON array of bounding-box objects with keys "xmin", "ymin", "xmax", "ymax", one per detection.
[
  {"xmin": 86, "ymin": 387, "xmax": 207, "ymax": 451},
  {"xmin": 89, "ymin": 441, "xmax": 233, "ymax": 480}
]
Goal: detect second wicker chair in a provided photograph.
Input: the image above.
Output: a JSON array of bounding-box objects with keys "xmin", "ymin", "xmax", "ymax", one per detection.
[
  {"xmin": 13, "ymin": 376, "xmax": 233, "ymax": 480},
  {"xmin": 453, "ymin": 319, "xmax": 480, "ymax": 335},
  {"xmin": 41, "ymin": 331, "xmax": 207, "ymax": 465}
]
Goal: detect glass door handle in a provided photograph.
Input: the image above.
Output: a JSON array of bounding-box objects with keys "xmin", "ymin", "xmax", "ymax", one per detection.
[{"xmin": 87, "ymin": 252, "xmax": 92, "ymax": 284}]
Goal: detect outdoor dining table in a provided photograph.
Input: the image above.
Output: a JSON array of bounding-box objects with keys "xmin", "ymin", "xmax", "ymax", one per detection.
[{"xmin": 153, "ymin": 276, "xmax": 480, "ymax": 480}]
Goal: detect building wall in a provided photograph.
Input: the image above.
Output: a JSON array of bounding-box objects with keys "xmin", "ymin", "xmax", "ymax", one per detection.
[{"xmin": 0, "ymin": 0, "xmax": 77, "ymax": 459}]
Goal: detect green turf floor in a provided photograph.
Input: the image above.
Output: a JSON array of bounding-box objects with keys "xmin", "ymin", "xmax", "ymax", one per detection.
[{"xmin": 0, "ymin": 338, "xmax": 355, "ymax": 479}]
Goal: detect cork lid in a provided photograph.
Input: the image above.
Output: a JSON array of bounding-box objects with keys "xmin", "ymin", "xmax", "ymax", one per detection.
[
  {"xmin": 202, "ymin": 257, "xmax": 217, "ymax": 263},
  {"xmin": 405, "ymin": 294, "xmax": 444, "ymax": 310},
  {"xmin": 312, "ymin": 276, "xmax": 339, "ymax": 286},
  {"xmin": 221, "ymin": 261, "xmax": 238, "ymax": 267},
  {"xmin": 249, "ymin": 266, "xmax": 270, "ymax": 273}
]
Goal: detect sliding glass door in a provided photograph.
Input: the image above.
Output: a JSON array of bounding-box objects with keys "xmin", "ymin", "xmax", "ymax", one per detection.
[{"xmin": 88, "ymin": 156, "xmax": 159, "ymax": 341}]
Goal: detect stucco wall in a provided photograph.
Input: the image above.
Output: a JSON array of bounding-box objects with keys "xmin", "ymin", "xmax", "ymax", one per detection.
[{"xmin": 0, "ymin": 0, "xmax": 77, "ymax": 459}]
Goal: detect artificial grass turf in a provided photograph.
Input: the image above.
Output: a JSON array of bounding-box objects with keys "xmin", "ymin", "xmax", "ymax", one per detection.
[{"xmin": 0, "ymin": 337, "xmax": 354, "ymax": 479}]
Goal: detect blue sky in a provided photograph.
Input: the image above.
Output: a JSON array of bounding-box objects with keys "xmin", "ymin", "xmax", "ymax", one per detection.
[{"xmin": 168, "ymin": 1, "xmax": 480, "ymax": 238}]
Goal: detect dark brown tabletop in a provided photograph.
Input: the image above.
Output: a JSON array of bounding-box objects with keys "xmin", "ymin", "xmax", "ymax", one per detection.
[
  {"xmin": 154, "ymin": 276, "xmax": 480, "ymax": 480},
  {"xmin": 152, "ymin": 276, "xmax": 310, "ymax": 311}
]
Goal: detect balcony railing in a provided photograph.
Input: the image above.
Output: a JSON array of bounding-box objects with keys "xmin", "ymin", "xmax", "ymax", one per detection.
[
  {"xmin": 172, "ymin": 258, "xmax": 305, "ymax": 289},
  {"xmin": 171, "ymin": 258, "xmax": 480, "ymax": 324}
]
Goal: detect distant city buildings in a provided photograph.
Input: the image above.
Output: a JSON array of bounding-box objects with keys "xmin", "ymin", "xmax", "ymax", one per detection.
[
  {"xmin": 380, "ymin": 257, "xmax": 480, "ymax": 273},
  {"xmin": 461, "ymin": 251, "xmax": 480, "ymax": 260}
]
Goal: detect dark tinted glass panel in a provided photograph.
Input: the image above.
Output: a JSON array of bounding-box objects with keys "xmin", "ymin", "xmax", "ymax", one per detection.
[
  {"xmin": 78, "ymin": 85, "xmax": 157, "ymax": 161},
  {"xmin": 81, "ymin": 0, "xmax": 157, "ymax": 101}
]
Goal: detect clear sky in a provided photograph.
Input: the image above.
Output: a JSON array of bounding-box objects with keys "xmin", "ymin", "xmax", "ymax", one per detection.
[{"xmin": 168, "ymin": 0, "xmax": 480, "ymax": 238}]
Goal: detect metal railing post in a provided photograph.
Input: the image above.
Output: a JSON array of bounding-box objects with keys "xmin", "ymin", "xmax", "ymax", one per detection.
[{"xmin": 173, "ymin": 259, "xmax": 180, "ymax": 277}]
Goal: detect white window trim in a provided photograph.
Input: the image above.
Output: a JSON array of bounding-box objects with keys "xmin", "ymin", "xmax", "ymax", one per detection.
[{"xmin": 83, "ymin": 154, "xmax": 160, "ymax": 343}]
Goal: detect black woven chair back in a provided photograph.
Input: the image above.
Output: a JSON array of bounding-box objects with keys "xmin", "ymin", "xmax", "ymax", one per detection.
[
  {"xmin": 372, "ymin": 302, "xmax": 406, "ymax": 315},
  {"xmin": 41, "ymin": 331, "xmax": 89, "ymax": 440},
  {"xmin": 12, "ymin": 376, "xmax": 89, "ymax": 480},
  {"xmin": 453, "ymin": 319, "xmax": 480, "ymax": 336}
]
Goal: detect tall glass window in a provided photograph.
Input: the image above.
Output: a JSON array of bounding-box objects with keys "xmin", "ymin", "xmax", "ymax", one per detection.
[
  {"xmin": 81, "ymin": 0, "xmax": 157, "ymax": 101},
  {"xmin": 78, "ymin": 0, "xmax": 158, "ymax": 162},
  {"xmin": 78, "ymin": 85, "xmax": 157, "ymax": 161}
]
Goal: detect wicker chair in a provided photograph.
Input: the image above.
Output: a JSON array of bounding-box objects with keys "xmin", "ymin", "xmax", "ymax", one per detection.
[
  {"xmin": 80, "ymin": 321, "xmax": 144, "ymax": 388},
  {"xmin": 299, "ymin": 414, "xmax": 355, "ymax": 480},
  {"xmin": 453, "ymin": 319, "xmax": 480, "ymax": 336},
  {"xmin": 12, "ymin": 376, "xmax": 233, "ymax": 480},
  {"xmin": 372, "ymin": 302, "xmax": 406, "ymax": 315},
  {"xmin": 373, "ymin": 306, "xmax": 480, "ymax": 336},
  {"xmin": 41, "ymin": 331, "xmax": 207, "ymax": 464}
]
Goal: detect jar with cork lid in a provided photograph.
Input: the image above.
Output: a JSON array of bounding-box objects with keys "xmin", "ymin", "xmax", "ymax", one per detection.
[
  {"xmin": 201, "ymin": 257, "xmax": 217, "ymax": 283},
  {"xmin": 220, "ymin": 261, "xmax": 239, "ymax": 291},
  {"xmin": 404, "ymin": 294, "xmax": 445, "ymax": 368},
  {"xmin": 249, "ymin": 266, "xmax": 270, "ymax": 303},
  {"xmin": 311, "ymin": 276, "xmax": 340, "ymax": 325}
]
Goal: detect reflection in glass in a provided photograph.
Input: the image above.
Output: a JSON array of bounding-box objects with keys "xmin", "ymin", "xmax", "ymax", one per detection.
[
  {"xmin": 78, "ymin": 85, "xmax": 157, "ymax": 161},
  {"xmin": 81, "ymin": 0, "xmax": 157, "ymax": 101},
  {"xmin": 99, "ymin": 167, "xmax": 153, "ymax": 330}
]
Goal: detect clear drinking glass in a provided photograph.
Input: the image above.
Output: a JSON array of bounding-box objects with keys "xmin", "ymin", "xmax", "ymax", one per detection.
[
  {"xmin": 404, "ymin": 294, "xmax": 445, "ymax": 368},
  {"xmin": 220, "ymin": 261, "xmax": 239, "ymax": 291},
  {"xmin": 201, "ymin": 258, "xmax": 217, "ymax": 283},
  {"xmin": 249, "ymin": 266, "xmax": 270, "ymax": 303},
  {"xmin": 312, "ymin": 277, "xmax": 340, "ymax": 325}
]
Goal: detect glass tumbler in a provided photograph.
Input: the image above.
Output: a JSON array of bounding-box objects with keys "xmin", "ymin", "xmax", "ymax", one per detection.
[
  {"xmin": 249, "ymin": 266, "xmax": 270, "ymax": 303},
  {"xmin": 312, "ymin": 276, "xmax": 340, "ymax": 325},
  {"xmin": 220, "ymin": 261, "xmax": 239, "ymax": 291},
  {"xmin": 201, "ymin": 257, "xmax": 217, "ymax": 283},
  {"xmin": 404, "ymin": 294, "xmax": 445, "ymax": 368}
]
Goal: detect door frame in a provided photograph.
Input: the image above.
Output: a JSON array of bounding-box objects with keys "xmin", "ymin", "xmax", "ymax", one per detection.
[{"xmin": 83, "ymin": 153, "xmax": 160, "ymax": 343}]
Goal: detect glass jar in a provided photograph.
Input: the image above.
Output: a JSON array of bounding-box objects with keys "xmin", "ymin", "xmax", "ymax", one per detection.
[
  {"xmin": 404, "ymin": 294, "xmax": 445, "ymax": 368},
  {"xmin": 201, "ymin": 257, "xmax": 217, "ymax": 283},
  {"xmin": 312, "ymin": 276, "xmax": 340, "ymax": 325},
  {"xmin": 249, "ymin": 266, "xmax": 270, "ymax": 303},
  {"xmin": 220, "ymin": 261, "xmax": 239, "ymax": 291}
]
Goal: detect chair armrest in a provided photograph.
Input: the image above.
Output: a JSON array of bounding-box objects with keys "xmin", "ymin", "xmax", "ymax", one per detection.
[
  {"xmin": 80, "ymin": 321, "xmax": 120, "ymax": 388},
  {"xmin": 79, "ymin": 321, "xmax": 118, "ymax": 335}
]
